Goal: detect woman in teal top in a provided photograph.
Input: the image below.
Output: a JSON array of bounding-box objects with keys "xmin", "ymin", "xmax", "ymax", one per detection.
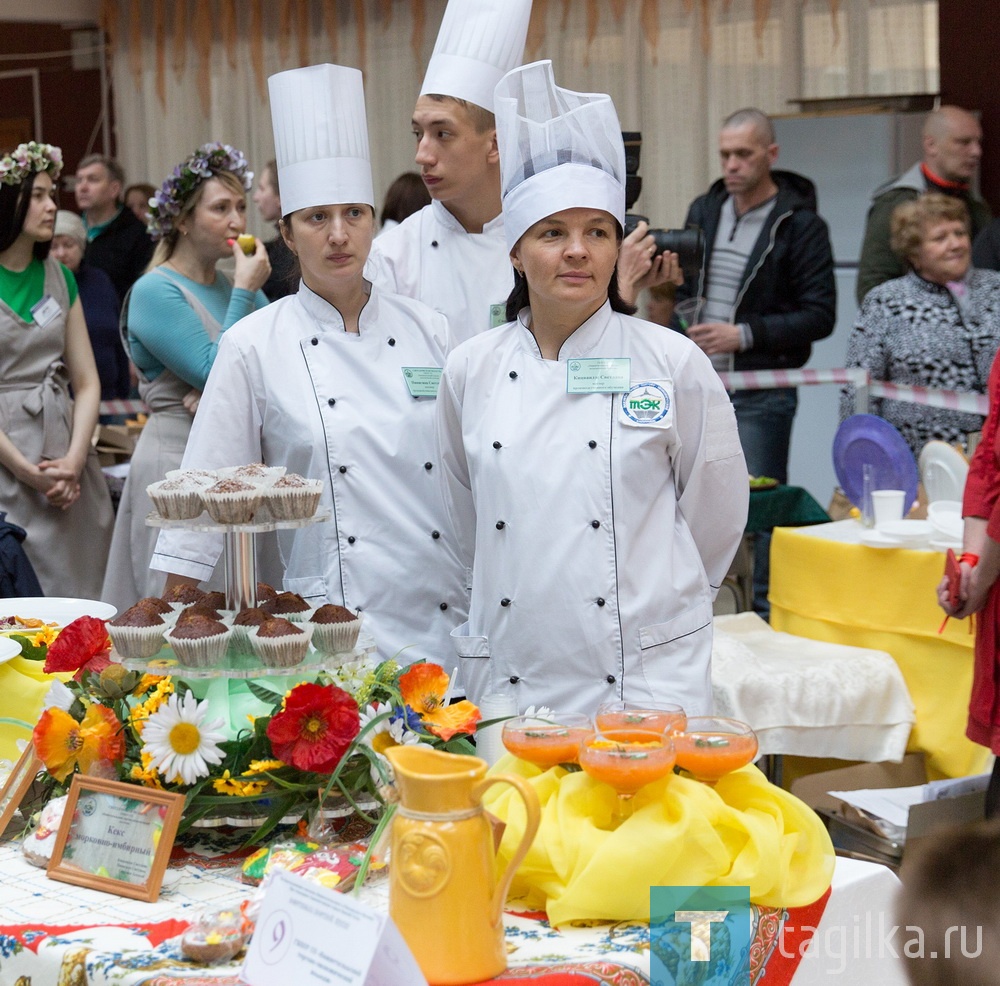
[
  {"xmin": 102, "ymin": 143, "xmax": 270, "ymax": 610},
  {"xmin": 0, "ymin": 141, "xmax": 113, "ymax": 597}
]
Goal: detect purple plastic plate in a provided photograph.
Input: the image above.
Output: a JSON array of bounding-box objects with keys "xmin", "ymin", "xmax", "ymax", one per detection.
[{"xmin": 833, "ymin": 414, "xmax": 919, "ymax": 511}]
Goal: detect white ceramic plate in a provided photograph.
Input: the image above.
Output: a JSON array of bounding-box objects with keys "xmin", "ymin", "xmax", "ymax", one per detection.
[
  {"xmin": 919, "ymin": 442, "xmax": 969, "ymax": 503},
  {"xmin": 0, "ymin": 637, "xmax": 22, "ymax": 665},
  {"xmin": 860, "ymin": 529, "xmax": 903, "ymax": 548},
  {"xmin": 0, "ymin": 597, "xmax": 116, "ymax": 625},
  {"xmin": 877, "ymin": 519, "xmax": 934, "ymax": 545}
]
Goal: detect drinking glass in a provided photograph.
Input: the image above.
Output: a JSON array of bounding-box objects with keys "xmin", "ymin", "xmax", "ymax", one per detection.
[
  {"xmin": 673, "ymin": 716, "xmax": 758, "ymax": 784},
  {"xmin": 595, "ymin": 700, "xmax": 686, "ymax": 736},
  {"xmin": 501, "ymin": 713, "xmax": 594, "ymax": 769}
]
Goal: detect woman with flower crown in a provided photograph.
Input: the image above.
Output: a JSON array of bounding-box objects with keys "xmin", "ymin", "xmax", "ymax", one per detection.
[
  {"xmin": 152, "ymin": 65, "xmax": 467, "ymax": 667},
  {"xmin": 101, "ymin": 143, "xmax": 271, "ymax": 610},
  {"xmin": 0, "ymin": 141, "xmax": 113, "ymax": 596}
]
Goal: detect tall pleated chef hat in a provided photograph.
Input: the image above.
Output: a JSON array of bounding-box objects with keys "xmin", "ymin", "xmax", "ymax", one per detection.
[
  {"xmin": 419, "ymin": 0, "xmax": 533, "ymax": 111},
  {"xmin": 268, "ymin": 63, "xmax": 374, "ymax": 216},
  {"xmin": 495, "ymin": 60, "xmax": 626, "ymax": 253}
]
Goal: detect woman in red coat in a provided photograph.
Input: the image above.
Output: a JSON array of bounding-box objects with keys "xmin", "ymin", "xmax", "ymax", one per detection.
[{"xmin": 938, "ymin": 349, "xmax": 1000, "ymax": 816}]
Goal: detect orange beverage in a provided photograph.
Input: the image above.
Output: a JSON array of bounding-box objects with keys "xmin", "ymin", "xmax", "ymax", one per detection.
[
  {"xmin": 595, "ymin": 707, "xmax": 687, "ymax": 735},
  {"xmin": 674, "ymin": 717, "xmax": 758, "ymax": 783},
  {"xmin": 578, "ymin": 729, "xmax": 676, "ymax": 796},
  {"xmin": 501, "ymin": 715, "xmax": 594, "ymax": 768}
]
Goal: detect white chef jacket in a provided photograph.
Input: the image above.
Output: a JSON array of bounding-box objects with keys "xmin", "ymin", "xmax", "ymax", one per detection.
[
  {"xmin": 436, "ymin": 302, "xmax": 748, "ymax": 716},
  {"xmin": 365, "ymin": 200, "xmax": 514, "ymax": 344},
  {"xmin": 152, "ymin": 282, "xmax": 469, "ymax": 666}
]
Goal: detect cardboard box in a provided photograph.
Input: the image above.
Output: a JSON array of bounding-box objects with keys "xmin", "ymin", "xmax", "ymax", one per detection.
[
  {"xmin": 791, "ymin": 755, "xmax": 986, "ymax": 873},
  {"xmin": 93, "ymin": 424, "xmax": 136, "ymax": 466}
]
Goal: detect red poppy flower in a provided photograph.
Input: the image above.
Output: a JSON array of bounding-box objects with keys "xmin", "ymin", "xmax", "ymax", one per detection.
[
  {"xmin": 266, "ymin": 682, "xmax": 360, "ymax": 774},
  {"xmin": 43, "ymin": 616, "xmax": 112, "ymax": 679}
]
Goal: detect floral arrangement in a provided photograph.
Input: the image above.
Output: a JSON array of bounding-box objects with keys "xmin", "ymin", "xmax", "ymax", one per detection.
[
  {"xmin": 0, "ymin": 141, "xmax": 63, "ymax": 187},
  {"xmin": 0, "ymin": 615, "xmax": 59, "ymax": 661},
  {"xmin": 29, "ymin": 617, "xmax": 481, "ymax": 842},
  {"xmin": 147, "ymin": 142, "xmax": 253, "ymax": 242}
]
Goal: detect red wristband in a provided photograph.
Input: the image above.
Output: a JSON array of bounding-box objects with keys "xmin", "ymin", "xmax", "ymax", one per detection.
[{"xmin": 960, "ymin": 552, "xmax": 980, "ymax": 567}]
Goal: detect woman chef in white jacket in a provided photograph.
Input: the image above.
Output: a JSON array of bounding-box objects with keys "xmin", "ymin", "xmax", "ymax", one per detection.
[
  {"xmin": 436, "ymin": 61, "xmax": 749, "ymax": 715},
  {"xmin": 153, "ymin": 64, "xmax": 467, "ymax": 665}
]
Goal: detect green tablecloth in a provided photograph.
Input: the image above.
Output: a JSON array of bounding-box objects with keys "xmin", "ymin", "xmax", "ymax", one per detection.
[{"xmin": 747, "ymin": 485, "xmax": 829, "ymax": 534}]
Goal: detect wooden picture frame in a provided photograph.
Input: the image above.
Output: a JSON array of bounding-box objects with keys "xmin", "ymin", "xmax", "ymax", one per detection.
[
  {"xmin": 0, "ymin": 746, "xmax": 41, "ymax": 838},
  {"xmin": 47, "ymin": 775, "xmax": 184, "ymax": 902}
]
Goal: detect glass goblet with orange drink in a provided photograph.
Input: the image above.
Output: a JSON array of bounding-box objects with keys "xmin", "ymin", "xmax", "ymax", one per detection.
[
  {"xmin": 673, "ymin": 716, "xmax": 758, "ymax": 784},
  {"xmin": 578, "ymin": 728, "xmax": 676, "ymax": 824},
  {"xmin": 501, "ymin": 714, "xmax": 594, "ymax": 769},
  {"xmin": 595, "ymin": 701, "xmax": 686, "ymax": 736}
]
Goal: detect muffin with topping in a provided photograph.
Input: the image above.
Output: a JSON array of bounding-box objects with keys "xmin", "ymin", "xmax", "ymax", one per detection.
[
  {"xmin": 249, "ymin": 617, "xmax": 313, "ymax": 668},
  {"xmin": 308, "ymin": 603, "xmax": 361, "ymax": 655},
  {"xmin": 108, "ymin": 604, "xmax": 168, "ymax": 659},
  {"xmin": 265, "ymin": 473, "xmax": 323, "ymax": 520},
  {"xmin": 164, "ymin": 615, "xmax": 232, "ymax": 667},
  {"xmin": 202, "ymin": 478, "xmax": 262, "ymax": 524},
  {"xmin": 146, "ymin": 476, "xmax": 205, "ymax": 520}
]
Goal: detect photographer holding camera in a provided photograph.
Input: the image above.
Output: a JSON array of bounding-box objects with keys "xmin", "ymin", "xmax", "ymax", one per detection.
[{"xmin": 675, "ymin": 107, "xmax": 835, "ymax": 619}]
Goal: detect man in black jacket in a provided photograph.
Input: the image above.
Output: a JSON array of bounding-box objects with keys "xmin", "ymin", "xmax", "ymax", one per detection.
[
  {"xmin": 74, "ymin": 154, "xmax": 154, "ymax": 302},
  {"xmin": 675, "ymin": 107, "xmax": 835, "ymax": 616}
]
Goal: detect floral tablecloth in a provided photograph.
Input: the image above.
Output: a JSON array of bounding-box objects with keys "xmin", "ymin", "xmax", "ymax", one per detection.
[{"xmin": 0, "ymin": 832, "xmax": 908, "ymax": 986}]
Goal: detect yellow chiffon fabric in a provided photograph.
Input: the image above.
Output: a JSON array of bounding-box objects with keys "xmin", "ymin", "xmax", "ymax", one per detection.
[{"xmin": 483, "ymin": 755, "xmax": 835, "ymax": 927}]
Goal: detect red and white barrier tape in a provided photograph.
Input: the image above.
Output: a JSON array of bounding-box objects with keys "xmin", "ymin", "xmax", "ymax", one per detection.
[
  {"xmin": 99, "ymin": 399, "xmax": 148, "ymax": 415},
  {"xmin": 867, "ymin": 380, "xmax": 988, "ymax": 416}
]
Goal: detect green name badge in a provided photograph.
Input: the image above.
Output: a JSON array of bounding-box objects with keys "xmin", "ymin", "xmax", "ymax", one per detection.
[
  {"xmin": 566, "ymin": 357, "xmax": 631, "ymax": 394},
  {"xmin": 402, "ymin": 366, "xmax": 443, "ymax": 397},
  {"xmin": 490, "ymin": 303, "xmax": 508, "ymax": 328}
]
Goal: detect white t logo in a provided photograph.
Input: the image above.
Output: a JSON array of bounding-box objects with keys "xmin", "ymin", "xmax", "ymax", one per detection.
[{"xmin": 674, "ymin": 910, "xmax": 729, "ymax": 961}]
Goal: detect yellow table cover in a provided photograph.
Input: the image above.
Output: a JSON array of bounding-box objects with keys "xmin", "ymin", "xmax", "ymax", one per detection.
[
  {"xmin": 483, "ymin": 755, "xmax": 834, "ymax": 927},
  {"xmin": 0, "ymin": 657, "xmax": 70, "ymax": 763},
  {"xmin": 770, "ymin": 524, "xmax": 990, "ymax": 779}
]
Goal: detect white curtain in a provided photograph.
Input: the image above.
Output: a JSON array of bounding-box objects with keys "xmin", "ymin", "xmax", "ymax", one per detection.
[{"xmin": 108, "ymin": 0, "xmax": 938, "ymax": 238}]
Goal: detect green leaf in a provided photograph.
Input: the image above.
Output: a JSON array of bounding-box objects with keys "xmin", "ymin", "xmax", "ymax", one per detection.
[
  {"xmin": 246, "ymin": 679, "xmax": 285, "ymax": 704},
  {"xmin": 9, "ymin": 633, "xmax": 46, "ymax": 661}
]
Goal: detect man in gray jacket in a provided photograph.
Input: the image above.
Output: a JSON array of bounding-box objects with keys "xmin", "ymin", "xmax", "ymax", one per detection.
[{"xmin": 856, "ymin": 105, "xmax": 990, "ymax": 304}]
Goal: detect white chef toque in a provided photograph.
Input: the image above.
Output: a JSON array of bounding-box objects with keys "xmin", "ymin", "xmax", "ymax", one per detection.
[
  {"xmin": 495, "ymin": 60, "xmax": 626, "ymax": 253},
  {"xmin": 268, "ymin": 63, "xmax": 374, "ymax": 216},
  {"xmin": 420, "ymin": 0, "xmax": 533, "ymax": 112}
]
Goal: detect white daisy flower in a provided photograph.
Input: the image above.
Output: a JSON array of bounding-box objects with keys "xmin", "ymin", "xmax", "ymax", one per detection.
[
  {"xmin": 523, "ymin": 705, "xmax": 553, "ymax": 719},
  {"xmin": 141, "ymin": 691, "xmax": 227, "ymax": 786},
  {"xmin": 358, "ymin": 701, "xmax": 420, "ymax": 786},
  {"xmin": 43, "ymin": 679, "xmax": 76, "ymax": 713}
]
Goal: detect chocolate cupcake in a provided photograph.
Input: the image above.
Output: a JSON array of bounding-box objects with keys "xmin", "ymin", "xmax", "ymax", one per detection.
[
  {"xmin": 262, "ymin": 591, "xmax": 311, "ymax": 620},
  {"xmin": 265, "ymin": 473, "xmax": 323, "ymax": 520},
  {"xmin": 231, "ymin": 606, "xmax": 270, "ymax": 652},
  {"xmin": 108, "ymin": 605, "xmax": 168, "ymax": 659},
  {"xmin": 202, "ymin": 478, "xmax": 262, "ymax": 524},
  {"xmin": 146, "ymin": 477, "xmax": 205, "ymax": 520},
  {"xmin": 249, "ymin": 617, "xmax": 313, "ymax": 668},
  {"xmin": 164, "ymin": 615, "xmax": 232, "ymax": 667},
  {"xmin": 255, "ymin": 582, "xmax": 278, "ymax": 604},
  {"xmin": 201, "ymin": 591, "xmax": 228, "ymax": 610},
  {"xmin": 308, "ymin": 604, "xmax": 361, "ymax": 655},
  {"xmin": 136, "ymin": 596, "xmax": 173, "ymax": 615},
  {"xmin": 177, "ymin": 603, "xmax": 224, "ymax": 623},
  {"xmin": 162, "ymin": 583, "xmax": 206, "ymax": 607}
]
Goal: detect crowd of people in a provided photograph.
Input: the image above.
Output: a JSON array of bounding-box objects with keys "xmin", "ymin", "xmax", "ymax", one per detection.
[{"xmin": 6, "ymin": 0, "xmax": 1000, "ymax": 966}]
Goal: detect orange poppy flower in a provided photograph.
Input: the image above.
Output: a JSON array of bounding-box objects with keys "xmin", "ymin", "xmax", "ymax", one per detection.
[
  {"xmin": 33, "ymin": 703, "xmax": 125, "ymax": 782},
  {"xmin": 398, "ymin": 663, "xmax": 481, "ymax": 742}
]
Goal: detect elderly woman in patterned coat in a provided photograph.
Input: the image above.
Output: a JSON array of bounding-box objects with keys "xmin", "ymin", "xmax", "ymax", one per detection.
[{"xmin": 840, "ymin": 193, "xmax": 1000, "ymax": 457}]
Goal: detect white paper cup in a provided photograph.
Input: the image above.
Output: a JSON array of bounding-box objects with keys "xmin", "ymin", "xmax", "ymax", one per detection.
[{"xmin": 872, "ymin": 489, "xmax": 906, "ymax": 529}]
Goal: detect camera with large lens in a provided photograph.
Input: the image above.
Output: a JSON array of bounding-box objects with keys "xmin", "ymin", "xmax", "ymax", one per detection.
[{"xmin": 622, "ymin": 131, "xmax": 704, "ymax": 277}]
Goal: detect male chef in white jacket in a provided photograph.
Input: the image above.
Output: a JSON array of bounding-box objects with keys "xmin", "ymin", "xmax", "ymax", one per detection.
[{"xmin": 364, "ymin": 0, "xmax": 531, "ymax": 344}]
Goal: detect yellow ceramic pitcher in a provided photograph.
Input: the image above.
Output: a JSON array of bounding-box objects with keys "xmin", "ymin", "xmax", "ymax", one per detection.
[{"xmin": 384, "ymin": 745, "xmax": 540, "ymax": 985}]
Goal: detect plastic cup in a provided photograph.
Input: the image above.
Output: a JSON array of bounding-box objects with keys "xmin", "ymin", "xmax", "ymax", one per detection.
[
  {"xmin": 871, "ymin": 489, "xmax": 906, "ymax": 529},
  {"xmin": 674, "ymin": 297, "xmax": 706, "ymax": 332}
]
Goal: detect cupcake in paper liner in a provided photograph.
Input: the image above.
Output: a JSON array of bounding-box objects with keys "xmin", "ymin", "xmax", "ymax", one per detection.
[
  {"xmin": 261, "ymin": 591, "xmax": 311, "ymax": 621},
  {"xmin": 146, "ymin": 477, "xmax": 205, "ymax": 520},
  {"xmin": 161, "ymin": 582, "xmax": 207, "ymax": 614},
  {"xmin": 107, "ymin": 605, "xmax": 169, "ymax": 659},
  {"xmin": 164, "ymin": 616, "xmax": 232, "ymax": 668},
  {"xmin": 202, "ymin": 478, "xmax": 262, "ymax": 524},
  {"xmin": 265, "ymin": 474, "xmax": 323, "ymax": 520},
  {"xmin": 308, "ymin": 604, "xmax": 362, "ymax": 655},
  {"xmin": 230, "ymin": 606, "xmax": 271, "ymax": 653},
  {"xmin": 216, "ymin": 464, "xmax": 286, "ymax": 487},
  {"xmin": 165, "ymin": 468, "xmax": 218, "ymax": 488},
  {"xmin": 249, "ymin": 618, "xmax": 314, "ymax": 668}
]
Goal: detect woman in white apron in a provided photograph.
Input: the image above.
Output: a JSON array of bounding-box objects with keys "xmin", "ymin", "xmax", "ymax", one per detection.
[
  {"xmin": 436, "ymin": 62, "xmax": 749, "ymax": 716},
  {"xmin": 101, "ymin": 144, "xmax": 270, "ymax": 611},
  {"xmin": 152, "ymin": 65, "xmax": 467, "ymax": 666},
  {"xmin": 0, "ymin": 142, "xmax": 112, "ymax": 598}
]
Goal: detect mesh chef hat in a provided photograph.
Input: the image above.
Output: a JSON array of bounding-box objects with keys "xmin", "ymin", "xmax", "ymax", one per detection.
[
  {"xmin": 495, "ymin": 60, "xmax": 626, "ymax": 253},
  {"xmin": 268, "ymin": 63, "xmax": 374, "ymax": 216},
  {"xmin": 420, "ymin": 0, "xmax": 533, "ymax": 111}
]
